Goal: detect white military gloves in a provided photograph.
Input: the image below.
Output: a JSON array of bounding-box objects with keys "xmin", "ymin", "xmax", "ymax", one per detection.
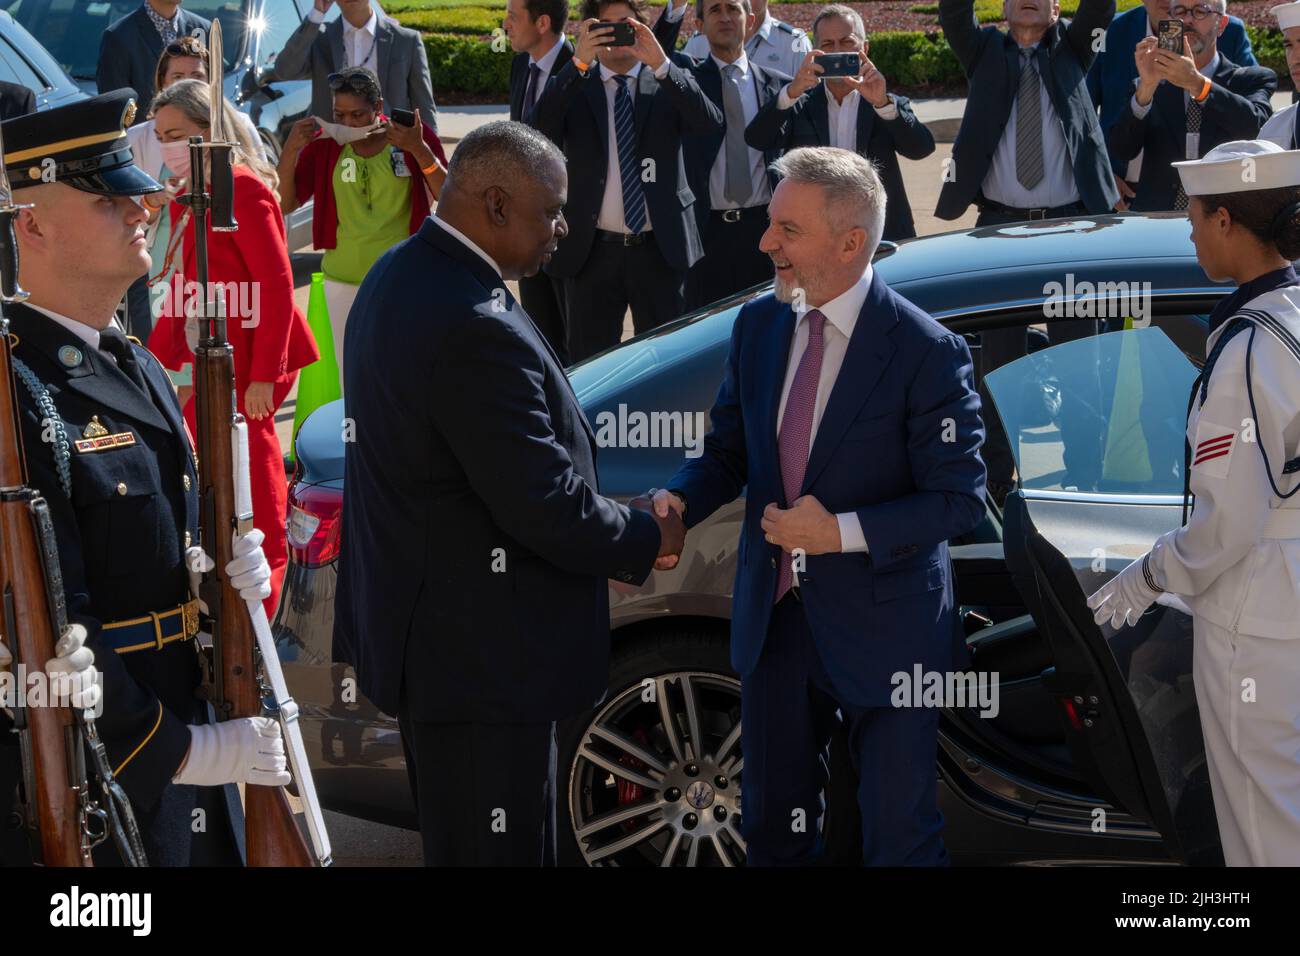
[
  {"xmin": 173, "ymin": 716, "xmax": 291, "ymax": 787},
  {"xmin": 1086, "ymin": 546, "xmax": 1165, "ymax": 629},
  {"xmin": 0, "ymin": 623, "xmax": 101, "ymax": 712},
  {"xmin": 186, "ymin": 527, "xmax": 273, "ymax": 606}
]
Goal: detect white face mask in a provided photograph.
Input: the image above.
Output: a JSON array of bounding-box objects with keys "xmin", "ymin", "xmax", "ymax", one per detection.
[
  {"xmin": 314, "ymin": 117, "xmax": 383, "ymax": 145},
  {"xmin": 158, "ymin": 139, "xmax": 192, "ymax": 179}
]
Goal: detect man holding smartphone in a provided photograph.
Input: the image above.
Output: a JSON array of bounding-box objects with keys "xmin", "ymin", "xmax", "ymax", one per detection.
[
  {"xmin": 745, "ymin": 4, "xmax": 935, "ymax": 242},
  {"xmin": 530, "ymin": 0, "xmax": 723, "ymax": 361},
  {"xmin": 1107, "ymin": 0, "xmax": 1275, "ymax": 211}
]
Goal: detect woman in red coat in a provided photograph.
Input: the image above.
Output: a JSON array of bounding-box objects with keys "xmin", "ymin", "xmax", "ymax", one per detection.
[{"xmin": 146, "ymin": 79, "xmax": 319, "ymax": 615}]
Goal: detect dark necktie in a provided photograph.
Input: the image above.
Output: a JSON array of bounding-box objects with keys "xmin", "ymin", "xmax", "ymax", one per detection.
[
  {"xmin": 775, "ymin": 309, "xmax": 826, "ymax": 602},
  {"xmin": 613, "ymin": 75, "xmax": 647, "ymax": 233},
  {"xmin": 722, "ymin": 63, "xmax": 752, "ymax": 206},
  {"xmin": 1173, "ymin": 96, "xmax": 1203, "ymax": 210},
  {"xmin": 1016, "ymin": 49, "xmax": 1044, "ymax": 191},
  {"xmin": 99, "ymin": 326, "xmax": 148, "ymax": 393},
  {"xmin": 523, "ymin": 63, "xmax": 542, "ymax": 118}
]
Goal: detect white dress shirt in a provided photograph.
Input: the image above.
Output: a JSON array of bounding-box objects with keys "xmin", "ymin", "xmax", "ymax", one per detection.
[
  {"xmin": 982, "ymin": 45, "xmax": 1080, "ymax": 209},
  {"xmin": 774, "ymin": 266, "xmax": 875, "ymax": 553},
  {"xmin": 25, "ymin": 303, "xmax": 120, "ymax": 359},
  {"xmin": 594, "ymin": 59, "xmax": 672, "ymax": 234},
  {"xmin": 774, "ymin": 83, "xmax": 899, "ymax": 140},
  {"xmin": 307, "ymin": 7, "xmax": 379, "ymax": 75},
  {"xmin": 707, "ymin": 51, "xmax": 770, "ymax": 210},
  {"xmin": 432, "ymin": 214, "xmax": 503, "ymax": 279},
  {"xmin": 1128, "ymin": 52, "xmax": 1220, "ymax": 162},
  {"xmin": 528, "ymin": 33, "xmax": 568, "ymax": 93}
]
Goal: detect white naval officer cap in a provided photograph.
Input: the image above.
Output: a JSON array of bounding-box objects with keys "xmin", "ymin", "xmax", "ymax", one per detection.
[
  {"xmin": 1172, "ymin": 139, "xmax": 1300, "ymax": 196},
  {"xmin": 1271, "ymin": 1, "xmax": 1300, "ymax": 29}
]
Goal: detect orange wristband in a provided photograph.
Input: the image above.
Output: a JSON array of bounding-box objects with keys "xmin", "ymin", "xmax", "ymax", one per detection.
[
  {"xmin": 1194, "ymin": 75, "xmax": 1212, "ymax": 102},
  {"xmin": 574, "ymin": 56, "xmax": 591, "ymax": 73},
  {"xmin": 421, "ymin": 160, "xmax": 440, "ymax": 175}
]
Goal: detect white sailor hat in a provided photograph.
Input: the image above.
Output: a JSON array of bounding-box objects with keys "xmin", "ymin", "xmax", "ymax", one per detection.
[
  {"xmin": 1271, "ymin": 1, "xmax": 1300, "ymax": 30},
  {"xmin": 1172, "ymin": 139, "xmax": 1300, "ymax": 196}
]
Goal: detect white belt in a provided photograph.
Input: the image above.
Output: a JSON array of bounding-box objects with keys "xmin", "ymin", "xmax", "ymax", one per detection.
[{"xmin": 1262, "ymin": 509, "xmax": 1300, "ymax": 539}]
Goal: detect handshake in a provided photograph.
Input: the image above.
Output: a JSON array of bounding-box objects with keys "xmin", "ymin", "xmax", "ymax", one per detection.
[{"xmin": 629, "ymin": 488, "xmax": 687, "ymax": 572}]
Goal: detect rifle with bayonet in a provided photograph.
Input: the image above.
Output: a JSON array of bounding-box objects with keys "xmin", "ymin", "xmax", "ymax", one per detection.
[
  {"xmin": 0, "ymin": 96, "xmax": 146, "ymax": 867},
  {"xmin": 185, "ymin": 19, "xmax": 332, "ymax": 867}
]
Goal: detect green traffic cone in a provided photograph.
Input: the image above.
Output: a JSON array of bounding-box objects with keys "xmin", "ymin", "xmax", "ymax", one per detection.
[{"xmin": 291, "ymin": 272, "xmax": 342, "ymax": 462}]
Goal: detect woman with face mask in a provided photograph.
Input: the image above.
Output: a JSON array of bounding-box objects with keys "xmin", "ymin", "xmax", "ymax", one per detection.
[
  {"xmin": 145, "ymin": 78, "xmax": 320, "ymax": 618},
  {"xmin": 277, "ymin": 66, "xmax": 447, "ymax": 385}
]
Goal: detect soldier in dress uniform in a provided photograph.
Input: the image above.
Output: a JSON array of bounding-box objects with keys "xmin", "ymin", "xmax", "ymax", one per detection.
[
  {"xmin": 1088, "ymin": 140, "xmax": 1300, "ymax": 866},
  {"xmin": 1261, "ymin": 3, "xmax": 1300, "ymax": 150},
  {"xmin": 681, "ymin": 0, "xmax": 810, "ymax": 76},
  {"xmin": 0, "ymin": 90, "xmax": 288, "ymax": 866}
]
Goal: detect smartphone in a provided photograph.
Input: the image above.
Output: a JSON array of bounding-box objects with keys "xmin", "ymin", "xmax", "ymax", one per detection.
[
  {"xmin": 1157, "ymin": 19, "xmax": 1185, "ymax": 53},
  {"xmin": 817, "ymin": 52, "xmax": 861, "ymax": 78},
  {"xmin": 599, "ymin": 20, "xmax": 637, "ymax": 46},
  {"xmin": 391, "ymin": 107, "xmax": 416, "ymax": 128}
]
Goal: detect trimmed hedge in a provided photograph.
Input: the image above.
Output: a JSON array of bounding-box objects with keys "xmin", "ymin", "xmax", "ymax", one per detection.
[
  {"xmin": 397, "ymin": 7, "xmax": 505, "ymax": 33},
  {"xmin": 425, "ymin": 33, "xmax": 514, "ymax": 94}
]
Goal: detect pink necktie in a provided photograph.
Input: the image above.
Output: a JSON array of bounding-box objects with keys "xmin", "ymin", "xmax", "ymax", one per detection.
[{"xmin": 774, "ymin": 309, "xmax": 826, "ymax": 603}]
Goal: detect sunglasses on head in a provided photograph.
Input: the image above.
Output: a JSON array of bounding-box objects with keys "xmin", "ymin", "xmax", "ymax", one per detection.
[
  {"xmin": 328, "ymin": 72, "xmax": 377, "ymax": 94},
  {"xmin": 164, "ymin": 39, "xmax": 207, "ymax": 58}
]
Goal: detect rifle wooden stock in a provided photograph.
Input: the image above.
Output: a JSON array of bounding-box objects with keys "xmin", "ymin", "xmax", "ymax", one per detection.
[
  {"xmin": 194, "ymin": 338, "xmax": 311, "ymax": 868},
  {"xmin": 0, "ymin": 321, "xmax": 87, "ymax": 866}
]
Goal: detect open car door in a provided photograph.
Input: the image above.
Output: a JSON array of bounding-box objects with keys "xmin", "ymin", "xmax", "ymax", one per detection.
[{"xmin": 986, "ymin": 326, "xmax": 1223, "ymax": 865}]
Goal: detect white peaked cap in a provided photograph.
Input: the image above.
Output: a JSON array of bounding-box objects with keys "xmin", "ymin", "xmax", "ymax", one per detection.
[
  {"xmin": 1172, "ymin": 139, "xmax": 1300, "ymax": 196},
  {"xmin": 1272, "ymin": 1, "xmax": 1300, "ymax": 30}
]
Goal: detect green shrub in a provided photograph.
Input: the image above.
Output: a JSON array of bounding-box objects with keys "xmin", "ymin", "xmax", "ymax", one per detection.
[
  {"xmin": 396, "ymin": 7, "xmax": 505, "ymax": 35},
  {"xmin": 1249, "ymin": 26, "xmax": 1289, "ymax": 84},
  {"xmin": 424, "ymin": 33, "xmax": 514, "ymax": 95},
  {"xmin": 867, "ymin": 30, "xmax": 962, "ymax": 87}
]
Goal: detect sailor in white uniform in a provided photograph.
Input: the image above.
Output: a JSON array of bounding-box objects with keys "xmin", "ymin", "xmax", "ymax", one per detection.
[
  {"xmin": 1261, "ymin": 3, "xmax": 1300, "ymax": 150},
  {"xmin": 1088, "ymin": 139, "xmax": 1300, "ymax": 866}
]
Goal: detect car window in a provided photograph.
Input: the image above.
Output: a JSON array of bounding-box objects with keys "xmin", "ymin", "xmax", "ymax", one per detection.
[
  {"xmin": 247, "ymin": 0, "xmax": 301, "ymax": 69},
  {"xmin": 7, "ymin": 0, "xmax": 138, "ymax": 80},
  {"xmin": 0, "ymin": 31, "xmax": 48, "ymax": 89},
  {"xmin": 173, "ymin": 0, "xmax": 246, "ymax": 70},
  {"xmin": 984, "ymin": 327, "xmax": 1198, "ymax": 497}
]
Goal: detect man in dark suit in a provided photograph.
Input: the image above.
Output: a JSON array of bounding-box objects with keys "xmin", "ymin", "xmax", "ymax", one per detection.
[
  {"xmin": 0, "ymin": 80, "xmax": 35, "ymax": 120},
  {"xmin": 95, "ymin": 0, "xmax": 209, "ymax": 117},
  {"xmin": 506, "ymin": 0, "xmax": 574, "ymax": 363},
  {"xmin": 335, "ymin": 121, "xmax": 684, "ymax": 866},
  {"xmin": 670, "ymin": 0, "xmax": 788, "ymax": 311},
  {"xmin": 938, "ymin": 0, "xmax": 1118, "ymax": 224},
  {"xmin": 1087, "ymin": 0, "xmax": 1256, "ymax": 207},
  {"xmin": 530, "ymin": 0, "xmax": 724, "ymax": 362},
  {"xmin": 272, "ymin": 0, "xmax": 438, "ymax": 132},
  {"xmin": 648, "ymin": 147, "xmax": 986, "ymax": 864},
  {"xmin": 745, "ymin": 4, "xmax": 935, "ymax": 242},
  {"xmin": 1107, "ymin": 0, "xmax": 1275, "ymax": 211}
]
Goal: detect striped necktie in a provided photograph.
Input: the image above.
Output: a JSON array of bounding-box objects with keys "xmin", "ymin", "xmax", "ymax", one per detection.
[
  {"xmin": 1015, "ymin": 49, "xmax": 1044, "ymax": 191},
  {"xmin": 613, "ymin": 75, "xmax": 647, "ymax": 233}
]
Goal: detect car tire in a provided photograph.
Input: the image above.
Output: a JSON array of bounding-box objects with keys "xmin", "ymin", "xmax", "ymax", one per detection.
[{"xmin": 557, "ymin": 628, "xmax": 744, "ymax": 866}]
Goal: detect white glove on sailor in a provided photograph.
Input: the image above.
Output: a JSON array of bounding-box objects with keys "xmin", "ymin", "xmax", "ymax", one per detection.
[
  {"xmin": 1086, "ymin": 549, "xmax": 1164, "ymax": 629},
  {"xmin": 1, "ymin": 624, "xmax": 101, "ymax": 713},
  {"xmin": 186, "ymin": 528, "xmax": 272, "ymax": 606},
  {"xmin": 173, "ymin": 716, "xmax": 291, "ymax": 787}
]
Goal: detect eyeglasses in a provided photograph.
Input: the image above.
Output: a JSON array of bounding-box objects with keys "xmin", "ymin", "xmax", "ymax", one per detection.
[
  {"xmin": 1169, "ymin": 4, "xmax": 1222, "ymax": 20},
  {"xmin": 327, "ymin": 72, "xmax": 378, "ymax": 94}
]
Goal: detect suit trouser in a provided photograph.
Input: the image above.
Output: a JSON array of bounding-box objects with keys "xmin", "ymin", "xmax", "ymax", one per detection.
[
  {"xmin": 1193, "ymin": 616, "xmax": 1300, "ymax": 866},
  {"xmin": 685, "ymin": 206, "xmax": 771, "ymax": 312},
  {"xmin": 741, "ymin": 594, "xmax": 948, "ymax": 866},
  {"xmin": 398, "ymin": 690, "xmax": 558, "ymax": 866},
  {"xmin": 563, "ymin": 235, "xmax": 686, "ymax": 363},
  {"xmin": 519, "ymin": 271, "xmax": 571, "ymax": 366}
]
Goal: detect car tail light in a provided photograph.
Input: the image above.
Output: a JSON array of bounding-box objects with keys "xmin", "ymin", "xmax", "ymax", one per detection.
[{"xmin": 287, "ymin": 482, "xmax": 342, "ymax": 568}]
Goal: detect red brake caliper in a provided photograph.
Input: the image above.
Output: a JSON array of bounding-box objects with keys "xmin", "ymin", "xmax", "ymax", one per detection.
[{"xmin": 616, "ymin": 726, "xmax": 654, "ymax": 813}]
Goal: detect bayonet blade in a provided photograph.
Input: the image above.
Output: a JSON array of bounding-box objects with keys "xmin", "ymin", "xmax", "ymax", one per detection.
[{"xmin": 209, "ymin": 19, "xmax": 227, "ymax": 144}]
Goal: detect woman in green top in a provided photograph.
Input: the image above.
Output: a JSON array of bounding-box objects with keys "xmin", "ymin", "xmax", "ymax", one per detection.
[{"xmin": 279, "ymin": 67, "xmax": 447, "ymax": 384}]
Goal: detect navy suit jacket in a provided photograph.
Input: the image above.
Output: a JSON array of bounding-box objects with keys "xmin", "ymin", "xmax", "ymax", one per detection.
[
  {"xmin": 1087, "ymin": 5, "xmax": 1256, "ymax": 174},
  {"xmin": 673, "ymin": 53, "xmax": 788, "ymax": 217},
  {"xmin": 666, "ymin": 275, "xmax": 987, "ymax": 706},
  {"xmin": 530, "ymin": 58, "xmax": 724, "ymax": 277},
  {"xmin": 334, "ymin": 218, "xmax": 662, "ymax": 722},
  {"xmin": 95, "ymin": 6, "xmax": 209, "ymax": 117},
  {"xmin": 745, "ymin": 84, "xmax": 935, "ymax": 240},
  {"xmin": 1107, "ymin": 54, "xmax": 1275, "ymax": 211},
  {"xmin": 510, "ymin": 40, "xmax": 574, "ymax": 122},
  {"xmin": 937, "ymin": 0, "xmax": 1119, "ymax": 219}
]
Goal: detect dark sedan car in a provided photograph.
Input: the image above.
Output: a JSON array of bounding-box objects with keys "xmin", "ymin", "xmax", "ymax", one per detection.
[
  {"xmin": 0, "ymin": 10, "xmax": 83, "ymax": 110},
  {"xmin": 275, "ymin": 212, "xmax": 1235, "ymax": 866}
]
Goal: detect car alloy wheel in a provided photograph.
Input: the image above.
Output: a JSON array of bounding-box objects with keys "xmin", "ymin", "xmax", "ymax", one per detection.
[{"xmin": 568, "ymin": 671, "xmax": 744, "ymax": 866}]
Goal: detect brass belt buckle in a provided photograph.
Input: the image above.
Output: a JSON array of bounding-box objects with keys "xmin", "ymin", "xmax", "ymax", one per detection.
[{"xmin": 181, "ymin": 599, "xmax": 199, "ymax": 639}]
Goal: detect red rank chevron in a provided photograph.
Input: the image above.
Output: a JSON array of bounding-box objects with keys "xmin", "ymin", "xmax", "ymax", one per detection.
[{"xmin": 1193, "ymin": 432, "xmax": 1234, "ymax": 466}]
